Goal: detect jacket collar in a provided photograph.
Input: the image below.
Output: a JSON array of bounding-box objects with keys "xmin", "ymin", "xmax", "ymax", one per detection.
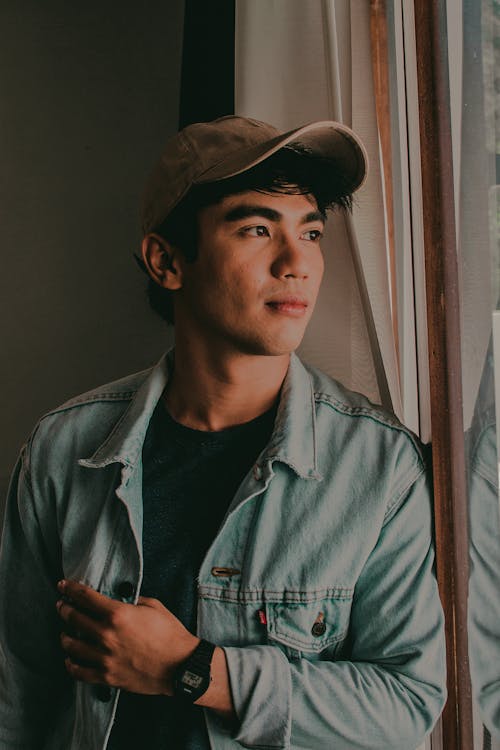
[
  {"xmin": 263, "ymin": 354, "xmax": 321, "ymax": 480},
  {"xmin": 79, "ymin": 352, "xmax": 171, "ymax": 469},
  {"xmin": 80, "ymin": 350, "xmax": 320, "ymax": 480}
]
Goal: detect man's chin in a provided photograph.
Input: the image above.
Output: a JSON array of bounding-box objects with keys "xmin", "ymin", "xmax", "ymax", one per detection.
[{"xmin": 241, "ymin": 332, "xmax": 307, "ymax": 358}]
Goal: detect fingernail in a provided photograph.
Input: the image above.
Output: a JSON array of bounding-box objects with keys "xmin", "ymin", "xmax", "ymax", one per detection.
[
  {"xmin": 57, "ymin": 580, "xmax": 67, "ymax": 592},
  {"xmin": 56, "ymin": 599, "xmax": 62, "ymax": 611}
]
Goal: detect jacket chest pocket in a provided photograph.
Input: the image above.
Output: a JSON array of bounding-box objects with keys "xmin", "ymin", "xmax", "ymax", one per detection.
[{"xmin": 265, "ymin": 595, "xmax": 352, "ymax": 660}]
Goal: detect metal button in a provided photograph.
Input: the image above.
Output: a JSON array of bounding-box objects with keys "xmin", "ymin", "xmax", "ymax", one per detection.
[
  {"xmin": 94, "ymin": 685, "xmax": 112, "ymax": 702},
  {"xmin": 311, "ymin": 621, "xmax": 327, "ymax": 637},
  {"xmin": 311, "ymin": 612, "xmax": 326, "ymax": 637},
  {"xmin": 116, "ymin": 581, "xmax": 135, "ymax": 600}
]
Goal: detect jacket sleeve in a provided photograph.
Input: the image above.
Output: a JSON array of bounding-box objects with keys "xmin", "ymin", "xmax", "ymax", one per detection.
[
  {"xmin": 468, "ymin": 421, "xmax": 500, "ymax": 738},
  {"xmin": 0, "ymin": 447, "xmax": 68, "ymax": 749},
  {"xmin": 222, "ymin": 467, "xmax": 447, "ymax": 750}
]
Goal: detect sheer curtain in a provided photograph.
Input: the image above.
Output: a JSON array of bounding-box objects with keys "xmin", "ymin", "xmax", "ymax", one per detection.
[{"xmin": 235, "ymin": 0, "xmax": 402, "ymax": 418}]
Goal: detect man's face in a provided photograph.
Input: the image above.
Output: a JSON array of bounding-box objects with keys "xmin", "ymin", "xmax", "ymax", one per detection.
[{"xmin": 174, "ymin": 190, "xmax": 325, "ymax": 357}]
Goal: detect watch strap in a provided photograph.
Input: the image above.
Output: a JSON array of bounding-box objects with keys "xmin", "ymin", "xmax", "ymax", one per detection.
[{"xmin": 186, "ymin": 639, "xmax": 216, "ymax": 672}]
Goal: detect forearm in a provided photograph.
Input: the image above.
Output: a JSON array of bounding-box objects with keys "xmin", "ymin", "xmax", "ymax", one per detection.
[{"xmin": 57, "ymin": 580, "xmax": 237, "ymax": 723}]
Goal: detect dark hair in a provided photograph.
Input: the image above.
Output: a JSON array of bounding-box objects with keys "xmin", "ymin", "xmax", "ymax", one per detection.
[{"xmin": 139, "ymin": 144, "xmax": 353, "ymax": 325}]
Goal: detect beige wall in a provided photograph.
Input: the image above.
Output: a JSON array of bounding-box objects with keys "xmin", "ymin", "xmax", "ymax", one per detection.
[{"xmin": 0, "ymin": 1, "xmax": 183, "ymax": 514}]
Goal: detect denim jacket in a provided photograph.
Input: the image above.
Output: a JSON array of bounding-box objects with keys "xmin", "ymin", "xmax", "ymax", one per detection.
[
  {"xmin": 467, "ymin": 413, "xmax": 499, "ymax": 737},
  {"xmin": 0, "ymin": 351, "xmax": 446, "ymax": 749}
]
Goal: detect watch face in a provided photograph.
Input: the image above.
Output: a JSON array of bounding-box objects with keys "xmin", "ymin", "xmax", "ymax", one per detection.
[{"xmin": 182, "ymin": 670, "xmax": 204, "ymax": 689}]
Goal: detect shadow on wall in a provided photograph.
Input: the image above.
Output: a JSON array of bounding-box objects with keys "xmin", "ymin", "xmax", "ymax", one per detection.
[{"xmin": 0, "ymin": 1, "xmax": 185, "ymax": 519}]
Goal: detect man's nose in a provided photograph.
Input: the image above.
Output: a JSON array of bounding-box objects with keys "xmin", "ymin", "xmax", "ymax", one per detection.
[{"xmin": 271, "ymin": 235, "xmax": 310, "ymax": 279}]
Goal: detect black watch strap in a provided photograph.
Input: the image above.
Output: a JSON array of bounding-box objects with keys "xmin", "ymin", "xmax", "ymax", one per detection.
[
  {"xmin": 187, "ymin": 639, "xmax": 216, "ymax": 671},
  {"xmin": 174, "ymin": 639, "xmax": 216, "ymax": 702}
]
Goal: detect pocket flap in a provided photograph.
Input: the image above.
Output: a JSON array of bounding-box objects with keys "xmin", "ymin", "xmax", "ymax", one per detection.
[{"xmin": 266, "ymin": 596, "xmax": 352, "ymax": 653}]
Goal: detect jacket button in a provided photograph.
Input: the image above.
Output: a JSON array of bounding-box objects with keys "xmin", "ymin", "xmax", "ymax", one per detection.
[
  {"xmin": 94, "ymin": 685, "xmax": 112, "ymax": 702},
  {"xmin": 311, "ymin": 621, "xmax": 327, "ymax": 637},
  {"xmin": 116, "ymin": 581, "xmax": 135, "ymax": 600}
]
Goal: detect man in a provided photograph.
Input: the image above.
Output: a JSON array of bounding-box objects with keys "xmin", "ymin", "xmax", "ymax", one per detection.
[{"xmin": 0, "ymin": 116, "xmax": 446, "ymax": 749}]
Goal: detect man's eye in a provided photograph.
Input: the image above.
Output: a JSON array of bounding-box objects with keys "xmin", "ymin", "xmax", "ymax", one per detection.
[
  {"xmin": 302, "ymin": 229, "xmax": 323, "ymax": 241},
  {"xmin": 243, "ymin": 225, "xmax": 270, "ymax": 237}
]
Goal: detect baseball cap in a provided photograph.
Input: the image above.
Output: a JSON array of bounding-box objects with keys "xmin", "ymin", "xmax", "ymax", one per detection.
[{"xmin": 141, "ymin": 115, "xmax": 368, "ymax": 234}]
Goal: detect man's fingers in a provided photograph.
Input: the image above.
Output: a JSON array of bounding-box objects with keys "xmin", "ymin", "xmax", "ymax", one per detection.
[
  {"xmin": 57, "ymin": 580, "xmax": 119, "ymax": 618},
  {"xmin": 64, "ymin": 657, "xmax": 108, "ymax": 685},
  {"xmin": 61, "ymin": 631, "xmax": 106, "ymax": 664},
  {"xmin": 56, "ymin": 600, "xmax": 102, "ymax": 641},
  {"xmin": 137, "ymin": 596, "xmax": 166, "ymax": 611}
]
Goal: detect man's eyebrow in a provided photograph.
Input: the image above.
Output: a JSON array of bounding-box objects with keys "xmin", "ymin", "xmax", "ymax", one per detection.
[
  {"xmin": 223, "ymin": 205, "xmax": 281, "ymax": 223},
  {"xmin": 303, "ymin": 210, "xmax": 326, "ymax": 225},
  {"xmin": 223, "ymin": 205, "xmax": 326, "ymax": 224}
]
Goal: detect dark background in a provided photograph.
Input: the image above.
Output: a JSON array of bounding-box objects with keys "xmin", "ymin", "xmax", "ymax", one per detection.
[
  {"xmin": 0, "ymin": 1, "xmax": 185, "ymax": 508},
  {"xmin": 0, "ymin": 0, "xmax": 236, "ymax": 514}
]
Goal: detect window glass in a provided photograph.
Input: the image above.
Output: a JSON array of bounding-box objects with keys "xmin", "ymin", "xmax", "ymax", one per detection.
[{"xmin": 459, "ymin": 1, "xmax": 500, "ymax": 747}]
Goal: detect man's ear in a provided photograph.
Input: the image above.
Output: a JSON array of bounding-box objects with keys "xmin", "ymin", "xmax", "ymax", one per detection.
[{"xmin": 141, "ymin": 233, "xmax": 184, "ymax": 290}]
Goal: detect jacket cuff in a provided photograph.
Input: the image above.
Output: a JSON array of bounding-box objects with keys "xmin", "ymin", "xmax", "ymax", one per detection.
[{"xmin": 223, "ymin": 645, "xmax": 292, "ymax": 749}]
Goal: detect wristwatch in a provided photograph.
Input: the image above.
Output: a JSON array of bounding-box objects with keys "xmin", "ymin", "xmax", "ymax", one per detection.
[{"xmin": 173, "ymin": 639, "xmax": 216, "ymax": 702}]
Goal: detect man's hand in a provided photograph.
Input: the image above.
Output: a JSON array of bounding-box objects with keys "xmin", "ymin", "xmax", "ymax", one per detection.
[{"xmin": 56, "ymin": 579, "xmax": 199, "ymax": 695}]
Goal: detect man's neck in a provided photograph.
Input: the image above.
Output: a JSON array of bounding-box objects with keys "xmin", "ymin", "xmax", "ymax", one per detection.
[{"xmin": 163, "ymin": 343, "xmax": 290, "ymax": 432}]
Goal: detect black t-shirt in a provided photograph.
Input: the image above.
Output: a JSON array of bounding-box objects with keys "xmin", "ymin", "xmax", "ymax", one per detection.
[{"xmin": 108, "ymin": 399, "xmax": 276, "ymax": 749}]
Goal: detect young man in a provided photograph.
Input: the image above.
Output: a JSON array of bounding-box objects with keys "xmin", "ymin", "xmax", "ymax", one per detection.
[{"xmin": 0, "ymin": 116, "xmax": 446, "ymax": 749}]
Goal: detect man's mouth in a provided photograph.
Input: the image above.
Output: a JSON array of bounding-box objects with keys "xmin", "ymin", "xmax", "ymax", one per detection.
[{"xmin": 265, "ymin": 297, "xmax": 309, "ymax": 316}]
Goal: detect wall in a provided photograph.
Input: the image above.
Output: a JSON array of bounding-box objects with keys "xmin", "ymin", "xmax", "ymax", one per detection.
[{"xmin": 0, "ymin": 1, "xmax": 184, "ymax": 513}]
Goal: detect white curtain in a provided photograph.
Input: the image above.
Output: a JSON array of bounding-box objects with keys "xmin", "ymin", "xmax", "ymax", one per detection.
[
  {"xmin": 457, "ymin": 0, "xmax": 498, "ymax": 430},
  {"xmin": 235, "ymin": 0, "xmax": 403, "ymax": 418}
]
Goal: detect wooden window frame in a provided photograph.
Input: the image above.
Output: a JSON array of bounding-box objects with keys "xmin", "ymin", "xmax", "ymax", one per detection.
[{"xmin": 414, "ymin": 1, "xmax": 473, "ymax": 747}]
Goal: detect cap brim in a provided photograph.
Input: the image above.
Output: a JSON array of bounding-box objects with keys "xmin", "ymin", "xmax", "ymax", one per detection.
[{"xmin": 194, "ymin": 120, "xmax": 368, "ymax": 194}]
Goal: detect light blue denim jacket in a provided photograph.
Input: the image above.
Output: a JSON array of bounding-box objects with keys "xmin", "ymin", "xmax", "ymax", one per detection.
[
  {"xmin": 467, "ymin": 413, "xmax": 499, "ymax": 737},
  {"xmin": 0, "ymin": 351, "xmax": 446, "ymax": 749}
]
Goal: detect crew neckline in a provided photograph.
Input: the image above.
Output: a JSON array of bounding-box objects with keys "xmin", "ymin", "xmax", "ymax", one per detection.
[{"xmin": 157, "ymin": 397, "xmax": 279, "ymax": 445}]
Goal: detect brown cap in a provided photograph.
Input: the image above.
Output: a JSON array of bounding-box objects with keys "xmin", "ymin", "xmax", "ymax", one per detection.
[{"xmin": 141, "ymin": 115, "xmax": 368, "ymax": 234}]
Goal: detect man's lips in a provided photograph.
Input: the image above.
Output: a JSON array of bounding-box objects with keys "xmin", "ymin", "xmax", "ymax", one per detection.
[{"xmin": 265, "ymin": 297, "xmax": 309, "ymax": 316}]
